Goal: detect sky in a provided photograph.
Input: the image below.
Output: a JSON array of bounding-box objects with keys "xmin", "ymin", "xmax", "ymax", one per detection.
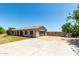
[{"xmin": 0, "ymin": 3, "xmax": 78, "ymax": 31}]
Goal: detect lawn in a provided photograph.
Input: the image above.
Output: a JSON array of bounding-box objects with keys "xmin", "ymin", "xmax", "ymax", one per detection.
[{"xmin": 0, "ymin": 35, "xmax": 29, "ymax": 44}]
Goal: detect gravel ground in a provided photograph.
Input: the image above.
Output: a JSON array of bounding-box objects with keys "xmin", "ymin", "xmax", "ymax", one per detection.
[
  {"xmin": 0, "ymin": 36, "xmax": 77, "ymax": 56},
  {"xmin": 65, "ymin": 38, "xmax": 79, "ymax": 56}
]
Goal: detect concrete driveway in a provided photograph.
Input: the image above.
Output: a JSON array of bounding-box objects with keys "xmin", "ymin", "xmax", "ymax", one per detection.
[{"xmin": 0, "ymin": 36, "xmax": 77, "ymax": 56}]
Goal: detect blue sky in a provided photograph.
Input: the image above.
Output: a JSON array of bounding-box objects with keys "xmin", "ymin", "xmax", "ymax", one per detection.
[{"xmin": 0, "ymin": 3, "xmax": 78, "ymax": 31}]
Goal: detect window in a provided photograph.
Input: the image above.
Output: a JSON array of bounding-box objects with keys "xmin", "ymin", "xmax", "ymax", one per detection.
[
  {"xmin": 20, "ymin": 31, "xmax": 23, "ymax": 36},
  {"xmin": 25, "ymin": 31, "xmax": 27, "ymax": 35},
  {"xmin": 30, "ymin": 31, "xmax": 33, "ymax": 35}
]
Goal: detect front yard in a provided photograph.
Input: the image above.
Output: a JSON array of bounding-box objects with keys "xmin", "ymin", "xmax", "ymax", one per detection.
[
  {"xmin": 0, "ymin": 36, "xmax": 76, "ymax": 56},
  {"xmin": 0, "ymin": 35, "xmax": 29, "ymax": 44}
]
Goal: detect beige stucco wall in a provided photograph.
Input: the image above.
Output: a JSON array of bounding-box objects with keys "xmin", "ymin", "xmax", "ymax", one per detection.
[
  {"xmin": 36, "ymin": 31, "xmax": 39, "ymax": 37},
  {"xmin": 32, "ymin": 30, "xmax": 36, "ymax": 37},
  {"xmin": 18, "ymin": 31, "xmax": 20, "ymax": 36},
  {"xmin": 23, "ymin": 31, "xmax": 25, "ymax": 36},
  {"xmin": 45, "ymin": 32, "xmax": 47, "ymax": 36}
]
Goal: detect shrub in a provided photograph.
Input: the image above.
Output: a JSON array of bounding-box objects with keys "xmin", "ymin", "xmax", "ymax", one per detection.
[
  {"xmin": 0, "ymin": 26, "xmax": 5, "ymax": 34},
  {"xmin": 6, "ymin": 27, "xmax": 15, "ymax": 35}
]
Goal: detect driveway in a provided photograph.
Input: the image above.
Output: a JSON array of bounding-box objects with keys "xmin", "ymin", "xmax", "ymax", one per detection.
[{"xmin": 0, "ymin": 36, "xmax": 77, "ymax": 56}]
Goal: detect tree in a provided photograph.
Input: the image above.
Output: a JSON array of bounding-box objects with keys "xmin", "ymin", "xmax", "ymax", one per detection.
[
  {"xmin": 67, "ymin": 5, "xmax": 79, "ymax": 22},
  {"xmin": 0, "ymin": 26, "xmax": 5, "ymax": 34},
  {"xmin": 62, "ymin": 5, "xmax": 79, "ymax": 37},
  {"xmin": 62, "ymin": 23, "xmax": 73, "ymax": 33},
  {"xmin": 67, "ymin": 9, "xmax": 79, "ymax": 23},
  {"xmin": 6, "ymin": 27, "xmax": 15, "ymax": 35}
]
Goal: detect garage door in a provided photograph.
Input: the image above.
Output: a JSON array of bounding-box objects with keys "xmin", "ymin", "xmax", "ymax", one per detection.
[{"xmin": 39, "ymin": 31, "xmax": 45, "ymax": 36}]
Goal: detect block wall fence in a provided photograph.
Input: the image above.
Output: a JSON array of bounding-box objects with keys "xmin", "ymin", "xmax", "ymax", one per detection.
[{"xmin": 47, "ymin": 32, "xmax": 67, "ymax": 37}]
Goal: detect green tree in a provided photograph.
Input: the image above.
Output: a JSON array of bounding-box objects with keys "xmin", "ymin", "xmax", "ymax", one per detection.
[
  {"xmin": 62, "ymin": 5, "xmax": 79, "ymax": 37},
  {"xmin": 62, "ymin": 23, "xmax": 73, "ymax": 33},
  {"xmin": 0, "ymin": 26, "xmax": 5, "ymax": 34},
  {"xmin": 6, "ymin": 27, "xmax": 15, "ymax": 35},
  {"xmin": 67, "ymin": 8, "xmax": 79, "ymax": 23}
]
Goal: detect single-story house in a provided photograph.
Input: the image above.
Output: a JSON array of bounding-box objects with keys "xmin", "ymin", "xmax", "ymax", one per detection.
[{"xmin": 11, "ymin": 26, "xmax": 47, "ymax": 37}]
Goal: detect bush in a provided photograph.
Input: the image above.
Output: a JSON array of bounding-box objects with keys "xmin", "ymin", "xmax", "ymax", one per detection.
[
  {"xmin": 71, "ymin": 33, "xmax": 79, "ymax": 37},
  {"xmin": 0, "ymin": 26, "xmax": 5, "ymax": 34},
  {"xmin": 6, "ymin": 27, "xmax": 15, "ymax": 35}
]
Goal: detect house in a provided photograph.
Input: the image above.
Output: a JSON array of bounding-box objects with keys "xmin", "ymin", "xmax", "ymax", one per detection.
[{"xmin": 11, "ymin": 26, "xmax": 47, "ymax": 38}]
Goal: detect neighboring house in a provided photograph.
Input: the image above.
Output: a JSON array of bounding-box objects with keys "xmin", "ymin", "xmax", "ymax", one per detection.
[{"xmin": 11, "ymin": 26, "xmax": 47, "ymax": 37}]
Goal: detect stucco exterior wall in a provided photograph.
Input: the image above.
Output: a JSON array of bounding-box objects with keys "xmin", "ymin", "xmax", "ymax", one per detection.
[
  {"xmin": 36, "ymin": 31, "xmax": 39, "ymax": 37},
  {"xmin": 11, "ymin": 26, "xmax": 47, "ymax": 37}
]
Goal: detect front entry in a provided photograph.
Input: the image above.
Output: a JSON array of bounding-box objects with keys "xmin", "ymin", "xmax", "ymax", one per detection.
[
  {"xmin": 30, "ymin": 31, "xmax": 34, "ymax": 37},
  {"xmin": 20, "ymin": 31, "xmax": 23, "ymax": 36}
]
